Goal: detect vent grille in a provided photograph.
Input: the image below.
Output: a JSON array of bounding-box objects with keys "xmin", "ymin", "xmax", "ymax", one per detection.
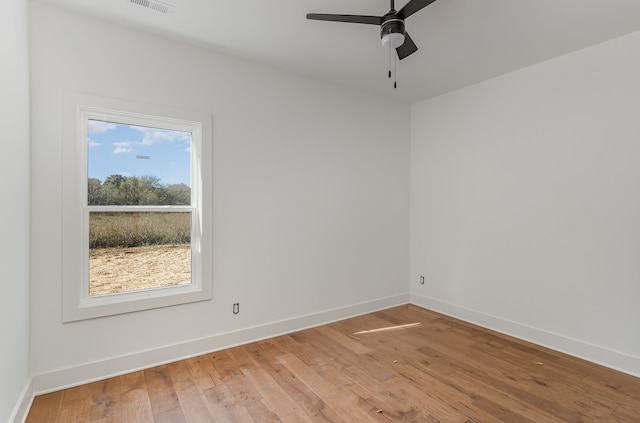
[{"xmin": 128, "ymin": 0, "xmax": 174, "ymax": 14}]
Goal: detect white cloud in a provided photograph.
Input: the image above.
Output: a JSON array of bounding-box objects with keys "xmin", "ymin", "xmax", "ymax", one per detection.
[
  {"xmin": 88, "ymin": 138, "xmax": 101, "ymax": 148},
  {"xmin": 112, "ymin": 142, "xmax": 133, "ymax": 154},
  {"xmin": 130, "ymin": 125, "xmax": 191, "ymax": 146},
  {"xmin": 88, "ymin": 120, "xmax": 117, "ymax": 135}
]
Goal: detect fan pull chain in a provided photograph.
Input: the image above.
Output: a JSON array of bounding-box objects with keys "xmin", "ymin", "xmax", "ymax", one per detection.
[
  {"xmin": 388, "ymin": 44, "xmax": 397, "ymax": 89},
  {"xmin": 394, "ymin": 53, "xmax": 397, "ymax": 89},
  {"xmin": 388, "ymin": 44, "xmax": 392, "ymax": 79}
]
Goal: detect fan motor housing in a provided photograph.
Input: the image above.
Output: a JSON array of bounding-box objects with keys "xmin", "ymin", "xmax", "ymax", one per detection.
[{"xmin": 381, "ymin": 16, "xmax": 405, "ymax": 40}]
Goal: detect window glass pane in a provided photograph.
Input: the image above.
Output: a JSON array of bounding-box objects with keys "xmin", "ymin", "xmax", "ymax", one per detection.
[
  {"xmin": 89, "ymin": 212, "xmax": 191, "ymax": 296},
  {"xmin": 87, "ymin": 120, "xmax": 191, "ymax": 206}
]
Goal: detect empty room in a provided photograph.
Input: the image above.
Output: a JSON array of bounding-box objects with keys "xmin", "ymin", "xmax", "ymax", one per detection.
[{"xmin": 2, "ymin": 0, "xmax": 640, "ymax": 421}]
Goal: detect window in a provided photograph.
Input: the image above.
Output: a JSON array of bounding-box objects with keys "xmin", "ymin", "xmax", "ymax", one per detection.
[{"xmin": 62, "ymin": 93, "xmax": 212, "ymax": 322}]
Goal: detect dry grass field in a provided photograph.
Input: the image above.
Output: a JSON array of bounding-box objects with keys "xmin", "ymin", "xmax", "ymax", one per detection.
[{"xmin": 89, "ymin": 244, "xmax": 191, "ymax": 295}]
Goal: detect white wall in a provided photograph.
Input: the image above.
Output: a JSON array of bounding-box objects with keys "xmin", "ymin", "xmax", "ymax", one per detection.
[
  {"xmin": 0, "ymin": 0, "xmax": 32, "ymax": 420},
  {"xmin": 30, "ymin": 3, "xmax": 410, "ymax": 390},
  {"xmin": 411, "ymin": 31, "xmax": 640, "ymax": 375}
]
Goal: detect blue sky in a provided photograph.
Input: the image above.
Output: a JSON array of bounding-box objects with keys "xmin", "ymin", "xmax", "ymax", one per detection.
[{"xmin": 87, "ymin": 120, "xmax": 191, "ymax": 187}]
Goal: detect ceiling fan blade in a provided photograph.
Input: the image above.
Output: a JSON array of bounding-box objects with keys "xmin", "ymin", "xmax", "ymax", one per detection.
[
  {"xmin": 306, "ymin": 13, "xmax": 383, "ymax": 25},
  {"xmin": 397, "ymin": 0, "xmax": 437, "ymax": 20},
  {"xmin": 396, "ymin": 32, "xmax": 418, "ymax": 60}
]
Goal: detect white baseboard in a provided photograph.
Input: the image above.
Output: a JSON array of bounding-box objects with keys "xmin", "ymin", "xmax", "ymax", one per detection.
[
  {"xmin": 410, "ymin": 293, "xmax": 640, "ymax": 378},
  {"xmin": 9, "ymin": 377, "xmax": 33, "ymax": 423},
  {"xmin": 32, "ymin": 294, "xmax": 410, "ymax": 395}
]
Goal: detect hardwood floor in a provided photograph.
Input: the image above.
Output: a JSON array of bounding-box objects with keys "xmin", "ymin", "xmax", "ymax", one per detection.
[{"xmin": 26, "ymin": 305, "xmax": 640, "ymax": 422}]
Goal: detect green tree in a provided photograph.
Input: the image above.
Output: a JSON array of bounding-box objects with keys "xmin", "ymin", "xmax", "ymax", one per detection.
[
  {"xmin": 87, "ymin": 178, "xmax": 106, "ymax": 205},
  {"xmin": 103, "ymin": 174, "xmax": 128, "ymax": 205},
  {"xmin": 120, "ymin": 177, "xmax": 141, "ymax": 205},
  {"xmin": 166, "ymin": 183, "xmax": 191, "ymax": 205},
  {"xmin": 138, "ymin": 175, "xmax": 168, "ymax": 205},
  {"xmin": 92, "ymin": 174, "xmax": 191, "ymax": 206},
  {"xmin": 104, "ymin": 174, "xmax": 126, "ymax": 187}
]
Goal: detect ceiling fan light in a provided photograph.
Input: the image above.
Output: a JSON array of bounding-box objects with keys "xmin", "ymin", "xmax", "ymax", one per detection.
[{"xmin": 382, "ymin": 32, "xmax": 405, "ymax": 49}]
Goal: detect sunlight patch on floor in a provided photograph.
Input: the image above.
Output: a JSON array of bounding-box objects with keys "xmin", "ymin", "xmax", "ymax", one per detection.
[{"xmin": 353, "ymin": 322, "xmax": 422, "ymax": 335}]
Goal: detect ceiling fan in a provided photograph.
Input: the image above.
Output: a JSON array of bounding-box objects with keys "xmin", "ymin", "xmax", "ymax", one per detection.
[{"xmin": 307, "ymin": 0, "xmax": 438, "ymax": 61}]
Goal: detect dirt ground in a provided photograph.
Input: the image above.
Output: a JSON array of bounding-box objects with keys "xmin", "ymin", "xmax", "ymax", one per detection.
[{"xmin": 89, "ymin": 245, "xmax": 191, "ymax": 296}]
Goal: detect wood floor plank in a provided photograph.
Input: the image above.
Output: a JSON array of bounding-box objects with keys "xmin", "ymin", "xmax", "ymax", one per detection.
[
  {"xmin": 184, "ymin": 355, "xmax": 217, "ymax": 391},
  {"xmin": 412, "ymin": 338, "xmax": 585, "ymax": 422},
  {"xmin": 166, "ymin": 361, "xmax": 215, "ymax": 423},
  {"xmin": 242, "ymin": 399, "xmax": 282, "ymax": 423},
  {"xmin": 119, "ymin": 371, "xmax": 153, "ymax": 423},
  {"xmin": 143, "ymin": 365, "xmax": 182, "ymax": 416},
  {"xmin": 301, "ymin": 326, "xmax": 419, "ymax": 420},
  {"xmin": 56, "ymin": 383, "xmax": 94, "ymax": 423},
  {"xmin": 26, "ymin": 391, "xmax": 64, "ymax": 423},
  {"xmin": 213, "ymin": 349, "xmax": 263, "ymax": 406},
  {"xmin": 153, "ymin": 406, "xmax": 188, "ymax": 423},
  {"xmin": 198, "ymin": 352, "xmax": 256, "ymax": 422},
  {"xmin": 57, "ymin": 381, "xmax": 103, "ymax": 423},
  {"xmin": 315, "ymin": 325, "xmax": 373, "ymax": 355},
  {"xmin": 26, "ymin": 305, "xmax": 640, "ymax": 422},
  {"xmin": 203, "ymin": 386, "xmax": 255, "ymax": 422},
  {"xmin": 252, "ymin": 338, "xmax": 346, "ymax": 423},
  {"xmin": 88, "ymin": 377, "xmax": 122, "ymax": 421},
  {"xmin": 174, "ymin": 382, "xmax": 215, "ymax": 423},
  {"xmin": 277, "ymin": 352, "xmax": 391, "ymax": 422},
  {"xmin": 228, "ymin": 346, "xmax": 315, "ymax": 422},
  {"xmin": 465, "ymin": 346, "xmax": 620, "ymax": 420}
]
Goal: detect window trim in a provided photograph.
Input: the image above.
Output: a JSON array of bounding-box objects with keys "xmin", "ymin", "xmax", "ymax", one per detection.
[{"xmin": 62, "ymin": 92, "xmax": 213, "ymax": 322}]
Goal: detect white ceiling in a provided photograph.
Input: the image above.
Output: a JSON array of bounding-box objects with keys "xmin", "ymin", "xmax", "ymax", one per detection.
[{"xmin": 35, "ymin": 0, "xmax": 640, "ymax": 103}]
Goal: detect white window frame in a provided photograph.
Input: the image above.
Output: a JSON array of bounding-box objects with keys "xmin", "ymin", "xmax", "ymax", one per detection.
[{"xmin": 62, "ymin": 92, "xmax": 213, "ymax": 322}]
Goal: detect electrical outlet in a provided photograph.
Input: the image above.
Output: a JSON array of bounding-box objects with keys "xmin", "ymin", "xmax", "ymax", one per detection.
[
  {"xmin": 233, "ymin": 303, "xmax": 240, "ymax": 314},
  {"xmin": 419, "ymin": 276, "xmax": 425, "ymax": 285}
]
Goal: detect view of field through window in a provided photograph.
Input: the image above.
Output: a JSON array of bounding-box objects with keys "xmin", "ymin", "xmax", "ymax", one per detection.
[{"xmin": 87, "ymin": 119, "xmax": 193, "ymax": 296}]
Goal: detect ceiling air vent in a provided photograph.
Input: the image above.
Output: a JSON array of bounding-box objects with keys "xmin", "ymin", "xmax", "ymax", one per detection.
[{"xmin": 128, "ymin": 0, "xmax": 174, "ymax": 14}]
